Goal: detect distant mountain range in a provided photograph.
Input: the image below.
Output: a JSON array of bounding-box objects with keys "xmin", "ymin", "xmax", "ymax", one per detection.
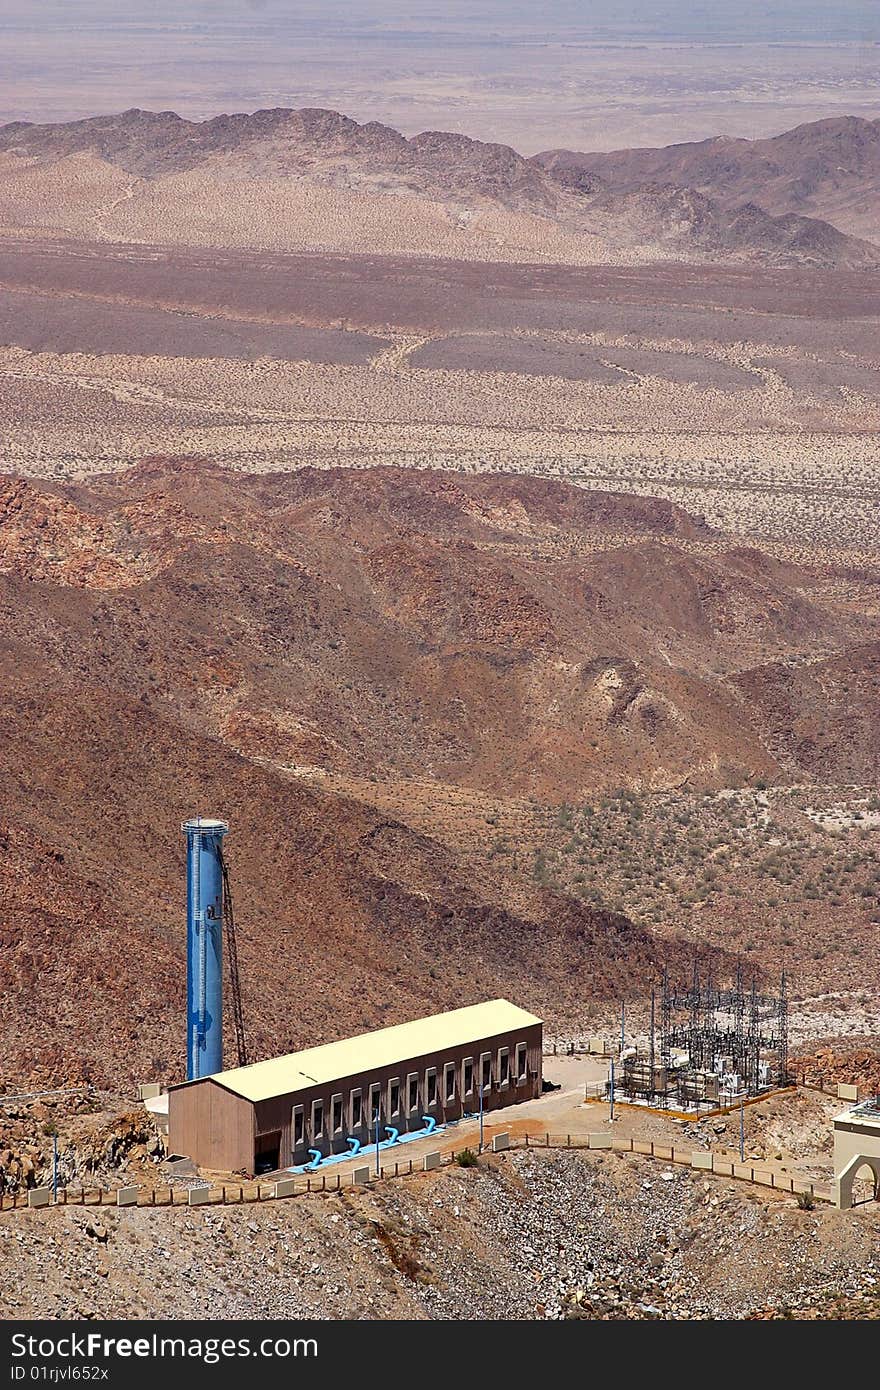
[
  {"xmin": 1, "ymin": 107, "xmax": 878, "ymax": 268},
  {"xmin": 536, "ymin": 115, "xmax": 880, "ymax": 247}
]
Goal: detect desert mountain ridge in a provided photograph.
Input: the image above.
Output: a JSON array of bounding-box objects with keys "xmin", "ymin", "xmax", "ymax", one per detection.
[
  {"xmin": 537, "ymin": 114, "xmax": 880, "ymax": 246},
  {"xmin": 0, "ymin": 106, "xmax": 877, "ymax": 268}
]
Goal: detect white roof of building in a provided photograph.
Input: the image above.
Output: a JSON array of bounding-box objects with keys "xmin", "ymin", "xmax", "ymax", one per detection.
[{"xmin": 179, "ymin": 999, "xmax": 542, "ymax": 1103}]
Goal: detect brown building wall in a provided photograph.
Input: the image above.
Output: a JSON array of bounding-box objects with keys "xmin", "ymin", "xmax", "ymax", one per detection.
[
  {"xmin": 257, "ymin": 1021, "xmax": 542, "ymax": 1172},
  {"xmin": 170, "ymin": 1021, "xmax": 542, "ymax": 1175},
  {"xmin": 168, "ymin": 1079, "xmax": 253, "ymax": 1173}
]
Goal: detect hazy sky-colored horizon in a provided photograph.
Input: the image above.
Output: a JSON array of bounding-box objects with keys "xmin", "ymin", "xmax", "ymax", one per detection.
[{"xmin": 2, "ymin": 1, "xmax": 878, "ymax": 151}]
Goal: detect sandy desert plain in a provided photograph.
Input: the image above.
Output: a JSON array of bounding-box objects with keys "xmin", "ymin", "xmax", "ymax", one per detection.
[{"xmin": 0, "ymin": 235, "xmax": 879, "ymax": 553}]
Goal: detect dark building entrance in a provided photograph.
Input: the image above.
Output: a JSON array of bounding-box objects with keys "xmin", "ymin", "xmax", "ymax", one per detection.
[{"xmin": 254, "ymin": 1131, "xmax": 281, "ymax": 1174}]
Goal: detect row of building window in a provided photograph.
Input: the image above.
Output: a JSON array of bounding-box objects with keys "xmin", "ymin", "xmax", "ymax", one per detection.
[{"xmin": 292, "ymin": 1041, "xmax": 529, "ymax": 1147}]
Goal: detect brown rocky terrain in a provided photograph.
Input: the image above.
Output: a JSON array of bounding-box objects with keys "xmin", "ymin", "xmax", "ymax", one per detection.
[
  {"xmin": 536, "ymin": 116, "xmax": 880, "ymax": 246},
  {"xmin": 1, "ymin": 107, "xmax": 877, "ymax": 269},
  {"xmin": 0, "ymin": 462, "xmax": 876, "ymax": 1089},
  {"xmin": 1, "ymin": 1145, "xmax": 878, "ymax": 1320}
]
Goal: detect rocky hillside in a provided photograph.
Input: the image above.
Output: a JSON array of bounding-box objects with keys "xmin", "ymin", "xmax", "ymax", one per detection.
[
  {"xmin": 1, "ymin": 1148, "xmax": 878, "ymax": 1320},
  {"xmin": 0, "ymin": 461, "xmax": 875, "ymax": 1088},
  {"xmin": 1, "ymin": 107, "xmax": 877, "ymax": 268},
  {"xmin": 536, "ymin": 115, "xmax": 880, "ymax": 246}
]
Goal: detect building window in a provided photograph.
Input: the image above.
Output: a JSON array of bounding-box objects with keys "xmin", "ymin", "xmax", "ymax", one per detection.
[
  {"xmin": 407, "ymin": 1072, "xmax": 420, "ymax": 1113},
  {"xmin": 350, "ymin": 1088, "xmax": 362, "ymax": 1130},
  {"xmin": 389, "ymin": 1078, "xmax": 401, "ymax": 1117},
  {"xmin": 426, "ymin": 1068, "xmax": 438, "ymax": 1107},
  {"xmin": 463, "ymin": 1057, "xmax": 474, "ymax": 1098},
  {"xmin": 292, "ymin": 1105, "xmax": 304, "ymax": 1148},
  {"xmin": 312, "ymin": 1100, "xmax": 324, "ymax": 1138},
  {"xmin": 370, "ymin": 1083, "xmax": 381, "ymax": 1125},
  {"xmin": 444, "ymin": 1062, "xmax": 456, "ymax": 1103},
  {"xmin": 331, "ymin": 1094, "xmax": 343, "ymax": 1135},
  {"xmin": 481, "ymin": 1052, "xmax": 492, "ymax": 1092},
  {"xmin": 499, "ymin": 1047, "xmax": 510, "ymax": 1087},
  {"xmin": 516, "ymin": 1042, "xmax": 527, "ymax": 1081}
]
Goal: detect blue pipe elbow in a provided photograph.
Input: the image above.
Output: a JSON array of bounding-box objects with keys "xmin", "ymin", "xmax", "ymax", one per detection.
[
  {"xmin": 384, "ymin": 1126, "xmax": 399, "ymax": 1146},
  {"xmin": 421, "ymin": 1115, "xmax": 436, "ymax": 1135},
  {"xmin": 346, "ymin": 1136, "xmax": 361, "ymax": 1157},
  {"xmin": 306, "ymin": 1149, "xmax": 322, "ymax": 1171}
]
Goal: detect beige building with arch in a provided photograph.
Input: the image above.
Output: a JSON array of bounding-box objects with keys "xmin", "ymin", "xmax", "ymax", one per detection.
[{"xmin": 832, "ymin": 1100, "xmax": 880, "ymax": 1209}]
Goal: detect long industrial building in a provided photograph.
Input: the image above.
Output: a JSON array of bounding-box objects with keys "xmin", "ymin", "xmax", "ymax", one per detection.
[{"xmin": 168, "ymin": 999, "xmax": 543, "ymax": 1175}]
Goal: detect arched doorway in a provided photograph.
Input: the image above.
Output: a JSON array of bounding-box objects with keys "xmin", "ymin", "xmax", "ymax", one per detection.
[{"xmin": 834, "ymin": 1154, "xmax": 880, "ymax": 1210}]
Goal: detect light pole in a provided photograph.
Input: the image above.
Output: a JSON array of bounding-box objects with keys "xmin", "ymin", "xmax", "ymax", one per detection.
[
  {"xmin": 609, "ymin": 1058, "xmax": 615, "ymax": 1122},
  {"xmin": 478, "ymin": 1082, "xmax": 484, "ymax": 1154},
  {"xmin": 52, "ymin": 1133, "xmax": 58, "ymax": 1203},
  {"xmin": 620, "ymin": 1001, "xmax": 625, "ymax": 1055},
  {"xmin": 375, "ymin": 1106, "xmax": 381, "ymax": 1176},
  {"xmin": 739, "ymin": 1092, "xmax": 745, "ymax": 1163}
]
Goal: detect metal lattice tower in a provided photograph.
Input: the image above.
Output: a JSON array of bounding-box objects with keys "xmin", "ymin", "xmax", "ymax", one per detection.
[{"xmin": 219, "ymin": 844, "xmax": 248, "ymax": 1069}]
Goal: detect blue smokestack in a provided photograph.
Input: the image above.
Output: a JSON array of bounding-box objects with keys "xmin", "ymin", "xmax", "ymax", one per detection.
[{"xmin": 183, "ymin": 817, "xmax": 228, "ymax": 1080}]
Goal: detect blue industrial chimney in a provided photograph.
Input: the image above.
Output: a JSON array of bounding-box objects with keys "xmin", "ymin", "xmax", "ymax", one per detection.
[{"xmin": 183, "ymin": 817, "xmax": 228, "ymax": 1080}]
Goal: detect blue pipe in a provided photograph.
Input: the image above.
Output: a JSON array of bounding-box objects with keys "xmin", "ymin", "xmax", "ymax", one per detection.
[
  {"xmin": 421, "ymin": 1115, "xmax": 436, "ymax": 1135},
  {"xmin": 183, "ymin": 817, "xmax": 228, "ymax": 1080},
  {"xmin": 306, "ymin": 1149, "xmax": 323, "ymax": 1171},
  {"xmin": 384, "ymin": 1126, "xmax": 399, "ymax": 1146},
  {"xmin": 346, "ymin": 1136, "xmax": 361, "ymax": 1157}
]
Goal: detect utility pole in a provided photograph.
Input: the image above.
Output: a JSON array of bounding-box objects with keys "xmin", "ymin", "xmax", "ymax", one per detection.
[
  {"xmin": 375, "ymin": 1107, "xmax": 380, "ymax": 1176},
  {"xmin": 478, "ymin": 1082, "xmax": 484, "ymax": 1154},
  {"xmin": 609, "ymin": 1058, "xmax": 615, "ymax": 1122},
  {"xmin": 740, "ymin": 1092, "xmax": 745, "ymax": 1163},
  {"xmin": 52, "ymin": 1133, "xmax": 58, "ymax": 1203}
]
